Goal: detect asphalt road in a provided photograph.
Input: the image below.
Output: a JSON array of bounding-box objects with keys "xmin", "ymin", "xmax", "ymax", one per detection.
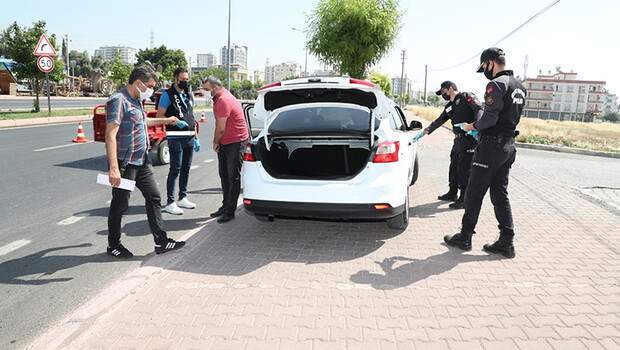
[
  {"xmin": 0, "ymin": 117, "xmax": 619, "ymax": 349},
  {"xmin": 0, "ymin": 114, "xmax": 222, "ymax": 349},
  {"xmin": 0, "ymin": 97, "xmax": 108, "ymax": 110}
]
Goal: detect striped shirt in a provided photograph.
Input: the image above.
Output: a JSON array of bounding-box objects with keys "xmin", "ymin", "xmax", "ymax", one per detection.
[{"xmin": 106, "ymin": 87, "xmax": 149, "ymax": 166}]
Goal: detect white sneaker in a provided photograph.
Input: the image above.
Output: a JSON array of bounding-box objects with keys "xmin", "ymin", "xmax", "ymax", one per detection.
[
  {"xmin": 162, "ymin": 202, "xmax": 184, "ymax": 215},
  {"xmin": 177, "ymin": 197, "xmax": 196, "ymax": 209}
]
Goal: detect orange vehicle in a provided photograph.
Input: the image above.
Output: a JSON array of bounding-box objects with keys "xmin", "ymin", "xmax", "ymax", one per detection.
[{"xmin": 92, "ymin": 90, "xmax": 200, "ymax": 165}]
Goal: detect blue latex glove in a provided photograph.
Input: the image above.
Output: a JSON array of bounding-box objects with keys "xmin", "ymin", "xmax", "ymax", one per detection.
[
  {"xmin": 468, "ymin": 130, "xmax": 480, "ymax": 141},
  {"xmin": 193, "ymin": 138, "xmax": 201, "ymax": 152},
  {"xmin": 412, "ymin": 130, "xmax": 425, "ymax": 143},
  {"xmin": 175, "ymin": 120, "xmax": 189, "ymax": 129},
  {"xmin": 454, "ymin": 122, "xmax": 466, "ymax": 131}
]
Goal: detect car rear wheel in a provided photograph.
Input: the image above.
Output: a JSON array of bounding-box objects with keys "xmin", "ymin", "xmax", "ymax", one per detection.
[
  {"xmin": 156, "ymin": 140, "xmax": 170, "ymax": 165},
  {"xmin": 387, "ymin": 189, "xmax": 409, "ymax": 230}
]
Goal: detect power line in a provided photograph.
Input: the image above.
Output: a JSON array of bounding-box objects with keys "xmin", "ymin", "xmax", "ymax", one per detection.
[{"xmin": 431, "ymin": 0, "xmax": 561, "ymax": 72}]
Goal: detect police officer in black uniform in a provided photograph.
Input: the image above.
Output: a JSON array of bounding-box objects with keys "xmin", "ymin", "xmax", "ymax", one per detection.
[
  {"xmin": 444, "ymin": 48, "xmax": 526, "ymax": 258},
  {"xmin": 425, "ymin": 81, "xmax": 483, "ymax": 209}
]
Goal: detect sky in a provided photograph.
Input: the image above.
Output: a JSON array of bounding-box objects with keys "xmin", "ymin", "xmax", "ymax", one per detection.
[{"xmin": 2, "ymin": 0, "xmax": 618, "ymax": 98}]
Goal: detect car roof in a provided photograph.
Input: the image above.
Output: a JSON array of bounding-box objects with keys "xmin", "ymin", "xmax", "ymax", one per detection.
[{"xmin": 256, "ymin": 76, "xmax": 379, "ymax": 93}]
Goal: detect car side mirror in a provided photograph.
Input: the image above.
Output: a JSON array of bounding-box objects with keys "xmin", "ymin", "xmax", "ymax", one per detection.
[{"xmin": 408, "ymin": 120, "xmax": 423, "ymax": 131}]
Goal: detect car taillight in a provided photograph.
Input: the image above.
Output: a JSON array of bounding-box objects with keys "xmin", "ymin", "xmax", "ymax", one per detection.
[
  {"xmin": 372, "ymin": 141, "xmax": 399, "ymax": 163},
  {"xmin": 349, "ymin": 78, "xmax": 375, "ymax": 88},
  {"xmin": 374, "ymin": 204, "xmax": 391, "ymax": 210},
  {"xmin": 243, "ymin": 144, "xmax": 255, "ymax": 162},
  {"xmin": 243, "ymin": 199, "xmax": 252, "ymax": 205}
]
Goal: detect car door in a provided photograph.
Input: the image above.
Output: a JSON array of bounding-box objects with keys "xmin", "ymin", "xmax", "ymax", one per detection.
[{"xmin": 391, "ymin": 106, "xmax": 415, "ymax": 177}]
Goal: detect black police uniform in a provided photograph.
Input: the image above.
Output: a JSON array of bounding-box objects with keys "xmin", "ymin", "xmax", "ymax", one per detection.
[
  {"xmin": 445, "ymin": 69, "xmax": 526, "ymax": 257},
  {"xmin": 427, "ymin": 92, "xmax": 482, "ymax": 205}
]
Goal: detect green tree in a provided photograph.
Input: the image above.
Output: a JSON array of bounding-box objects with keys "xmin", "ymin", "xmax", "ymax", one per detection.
[
  {"xmin": 189, "ymin": 66, "xmax": 227, "ymax": 90},
  {"xmin": 0, "ymin": 21, "xmax": 65, "ymax": 111},
  {"xmin": 603, "ymin": 112, "xmax": 619, "ymax": 123},
  {"xmin": 68, "ymin": 50, "xmax": 92, "ymax": 77},
  {"xmin": 136, "ymin": 45, "xmax": 187, "ymax": 81},
  {"xmin": 308, "ymin": 0, "xmax": 401, "ymax": 78},
  {"xmin": 369, "ymin": 71, "xmax": 391, "ymax": 96},
  {"xmin": 108, "ymin": 53, "xmax": 132, "ymax": 90}
]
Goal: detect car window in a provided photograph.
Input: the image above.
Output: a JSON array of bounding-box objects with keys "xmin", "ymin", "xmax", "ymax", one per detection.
[
  {"xmin": 389, "ymin": 110, "xmax": 404, "ymax": 131},
  {"xmin": 269, "ymin": 106, "xmax": 374, "ymax": 134},
  {"xmin": 394, "ymin": 106, "xmax": 408, "ymax": 128}
]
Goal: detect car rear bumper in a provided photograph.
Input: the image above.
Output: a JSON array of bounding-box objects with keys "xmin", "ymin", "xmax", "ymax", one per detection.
[{"xmin": 244, "ymin": 199, "xmax": 404, "ymax": 220}]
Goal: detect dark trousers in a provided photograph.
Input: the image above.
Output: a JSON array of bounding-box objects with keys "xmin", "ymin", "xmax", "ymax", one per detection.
[
  {"xmin": 166, "ymin": 137, "xmax": 194, "ymax": 204},
  {"xmin": 461, "ymin": 137, "xmax": 517, "ymax": 236},
  {"xmin": 108, "ymin": 158, "xmax": 167, "ymax": 247},
  {"xmin": 448, "ymin": 136, "xmax": 477, "ymax": 192},
  {"xmin": 217, "ymin": 140, "xmax": 247, "ymax": 215}
]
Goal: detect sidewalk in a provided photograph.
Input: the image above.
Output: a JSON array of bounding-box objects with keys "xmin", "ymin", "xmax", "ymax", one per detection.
[
  {"xmin": 0, "ymin": 115, "xmax": 92, "ymax": 129},
  {"xmin": 30, "ymin": 124, "xmax": 620, "ymax": 350}
]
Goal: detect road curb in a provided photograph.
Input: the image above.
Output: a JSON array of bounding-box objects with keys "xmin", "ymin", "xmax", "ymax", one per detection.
[
  {"xmin": 516, "ymin": 142, "xmax": 620, "ymax": 159},
  {"xmin": 0, "ymin": 115, "xmax": 92, "ymax": 129}
]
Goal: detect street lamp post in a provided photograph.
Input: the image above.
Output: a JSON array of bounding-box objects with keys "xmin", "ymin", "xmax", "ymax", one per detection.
[
  {"xmin": 226, "ymin": 0, "xmax": 232, "ymax": 88},
  {"xmin": 292, "ymin": 27, "xmax": 308, "ymax": 77}
]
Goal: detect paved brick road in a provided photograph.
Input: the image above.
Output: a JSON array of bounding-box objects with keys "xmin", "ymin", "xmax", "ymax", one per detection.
[{"xmin": 32, "ymin": 122, "xmax": 620, "ymax": 350}]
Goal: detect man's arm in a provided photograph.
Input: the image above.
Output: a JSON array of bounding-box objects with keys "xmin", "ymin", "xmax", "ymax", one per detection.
[
  {"xmin": 472, "ymin": 81, "xmax": 504, "ymax": 131},
  {"xmin": 147, "ymin": 116, "xmax": 177, "ymax": 127},
  {"xmin": 213, "ymin": 117, "xmax": 227, "ymax": 152},
  {"xmin": 425, "ymin": 109, "xmax": 450, "ymax": 134},
  {"xmin": 105, "ymin": 122, "xmax": 121, "ymax": 187}
]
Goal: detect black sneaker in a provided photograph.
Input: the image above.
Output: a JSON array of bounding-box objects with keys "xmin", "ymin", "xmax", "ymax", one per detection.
[
  {"xmin": 483, "ymin": 237, "xmax": 516, "ymax": 259},
  {"xmin": 155, "ymin": 239, "xmax": 186, "ymax": 254},
  {"xmin": 443, "ymin": 232, "xmax": 472, "ymax": 251},
  {"xmin": 217, "ymin": 214, "xmax": 235, "ymax": 223},
  {"xmin": 107, "ymin": 244, "xmax": 134, "ymax": 258},
  {"xmin": 210, "ymin": 207, "xmax": 225, "ymax": 218},
  {"xmin": 438, "ymin": 190, "xmax": 458, "ymax": 201},
  {"xmin": 449, "ymin": 193, "xmax": 465, "ymax": 209}
]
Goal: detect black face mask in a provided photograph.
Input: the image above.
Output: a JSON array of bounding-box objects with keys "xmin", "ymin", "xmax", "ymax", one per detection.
[
  {"xmin": 484, "ymin": 63, "xmax": 495, "ymax": 80},
  {"xmin": 177, "ymin": 80, "xmax": 189, "ymax": 90},
  {"xmin": 441, "ymin": 93, "xmax": 450, "ymax": 101}
]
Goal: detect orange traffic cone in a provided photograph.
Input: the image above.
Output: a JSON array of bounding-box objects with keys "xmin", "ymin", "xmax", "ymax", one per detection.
[
  {"xmin": 199, "ymin": 112, "xmax": 206, "ymax": 123},
  {"xmin": 72, "ymin": 122, "xmax": 89, "ymax": 143}
]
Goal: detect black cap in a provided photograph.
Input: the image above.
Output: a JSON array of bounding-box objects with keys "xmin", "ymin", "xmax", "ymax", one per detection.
[
  {"xmin": 435, "ymin": 81, "xmax": 457, "ymax": 95},
  {"xmin": 476, "ymin": 47, "xmax": 505, "ymax": 72}
]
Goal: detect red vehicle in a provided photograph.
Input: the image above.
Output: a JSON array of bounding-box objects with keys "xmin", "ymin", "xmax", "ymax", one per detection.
[{"xmin": 92, "ymin": 90, "xmax": 200, "ymax": 165}]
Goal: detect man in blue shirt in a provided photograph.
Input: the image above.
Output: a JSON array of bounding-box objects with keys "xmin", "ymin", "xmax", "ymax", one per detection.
[
  {"xmin": 158, "ymin": 67, "xmax": 200, "ymax": 215},
  {"xmin": 105, "ymin": 66, "xmax": 186, "ymax": 258}
]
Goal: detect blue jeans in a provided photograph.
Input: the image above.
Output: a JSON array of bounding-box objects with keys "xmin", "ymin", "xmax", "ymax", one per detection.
[{"xmin": 166, "ymin": 137, "xmax": 194, "ymax": 205}]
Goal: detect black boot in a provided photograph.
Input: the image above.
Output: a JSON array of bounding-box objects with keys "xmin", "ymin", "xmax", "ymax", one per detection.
[
  {"xmin": 483, "ymin": 234, "xmax": 515, "ymax": 258},
  {"xmin": 443, "ymin": 231, "xmax": 472, "ymax": 251},
  {"xmin": 438, "ymin": 188, "xmax": 458, "ymax": 201},
  {"xmin": 449, "ymin": 190, "xmax": 465, "ymax": 209}
]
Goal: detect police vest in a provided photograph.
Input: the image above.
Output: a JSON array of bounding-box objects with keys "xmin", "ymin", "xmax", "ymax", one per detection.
[{"xmin": 164, "ymin": 85, "xmax": 196, "ymax": 137}]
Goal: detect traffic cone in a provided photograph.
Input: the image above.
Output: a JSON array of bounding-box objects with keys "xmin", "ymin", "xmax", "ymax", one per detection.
[
  {"xmin": 199, "ymin": 112, "xmax": 206, "ymax": 123},
  {"xmin": 72, "ymin": 122, "xmax": 89, "ymax": 143}
]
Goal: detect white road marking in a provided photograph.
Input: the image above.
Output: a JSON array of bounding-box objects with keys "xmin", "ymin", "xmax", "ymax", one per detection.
[
  {"xmin": 33, "ymin": 141, "xmax": 93, "ymax": 152},
  {"xmin": 0, "ymin": 239, "xmax": 31, "ymax": 256},
  {"xmin": 203, "ymin": 159, "xmax": 215, "ymax": 163},
  {"xmin": 57, "ymin": 216, "xmax": 85, "ymax": 226},
  {"xmin": 190, "ymin": 165, "xmax": 200, "ymax": 170}
]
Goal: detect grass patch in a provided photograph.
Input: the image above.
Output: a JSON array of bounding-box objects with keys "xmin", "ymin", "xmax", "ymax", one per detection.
[
  {"xmin": 408, "ymin": 105, "xmax": 620, "ymax": 154},
  {"xmin": 0, "ymin": 108, "xmax": 93, "ymax": 120}
]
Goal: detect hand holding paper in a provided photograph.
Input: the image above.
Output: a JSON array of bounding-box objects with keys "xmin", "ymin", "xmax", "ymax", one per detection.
[{"xmin": 97, "ymin": 173, "xmax": 136, "ymax": 192}]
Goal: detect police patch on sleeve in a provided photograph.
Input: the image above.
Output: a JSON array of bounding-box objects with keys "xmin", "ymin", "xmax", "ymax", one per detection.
[{"xmin": 485, "ymin": 95, "xmax": 494, "ymax": 105}]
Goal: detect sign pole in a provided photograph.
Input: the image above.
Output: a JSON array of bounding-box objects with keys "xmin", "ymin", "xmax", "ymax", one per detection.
[{"xmin": 46, "ymin": 72, "xmax": 51, "ymax": 118}]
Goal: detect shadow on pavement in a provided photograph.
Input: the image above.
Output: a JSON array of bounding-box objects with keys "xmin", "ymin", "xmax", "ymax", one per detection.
[
  {"xmin": 95, "ymin": 216, "xmax": 210, "ymax": 237},
  {"xmin": 350, "ymin": 245, "xmax": 500, "ymax": 290},
  {"xmin": 409, "ymin": 200, "xmax": 454, "ymax": 218},
  {"xmin": 142, "ymin": 210, "xmax": 404, "ymax": 276},
  {"xmin": 54, "ymin": 155, "xmax": 109, "ymax": 172},
  {"xmin": 74, "ymin": 205, "xmax": 145, "ymax": 218},
  {"xmin": 187, "ymin": 187, "xmax": 223, "ymax": 195},
  {"xmin": 0, "ymin": 243, "xmax": 142, "ymax": 285}
]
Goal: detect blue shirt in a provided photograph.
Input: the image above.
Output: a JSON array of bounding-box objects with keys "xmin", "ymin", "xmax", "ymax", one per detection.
[
  {"xmin": 106, "ymin": 87, "xmax": 148, "ymax": 166},
  {"xmin": 159, "ymin": 89, "xmax": 192, "ymax": 139}
]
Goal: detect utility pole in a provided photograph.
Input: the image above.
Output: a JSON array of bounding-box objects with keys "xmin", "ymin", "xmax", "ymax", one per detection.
[
  {"xmin": 399, "ymin": 50, "xmax": 406, "ymax": 107},
  {"xmin": 226, "ymin": 0, "xmax": 232, "ymax": 88},
  {"xmin": 64, "ymin": 34, "xmax": 70, "ymax": 92},
  {"xmin": 423, "ymin": 64, "xmax": 428, "ymax": 105}
]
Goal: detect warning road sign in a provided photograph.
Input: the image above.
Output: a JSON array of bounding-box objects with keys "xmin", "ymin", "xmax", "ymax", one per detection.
[
  {"xmin": 37, "ymin": 56, "xmax": 55, "ymax": 73},
  {"xmin": 33, "ymin": 34, "xmax": 57, "ymax": 56}
]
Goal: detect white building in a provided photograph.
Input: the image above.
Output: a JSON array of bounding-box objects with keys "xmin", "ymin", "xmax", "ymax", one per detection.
[
  {"xmin": 392, "ymin": 76, "xmax": 412, "ymax": 99},
  {"xmin": 249, "ymin": 69, "xmax": 264, "ymax": 85},
  {"xmin": 264, "ymin": 62, "xmax": 301, "ymax": 84},
  {"xmin": 196, "ymin": 53, "xmax": 217, "ymax": 68},
  {"xmin": 220, "ymin": 45, "xmax": 248, "ymax": 69},
  {"xmin": 523, "ymin": 69, "xmax": 606, "ymax": 121},
  {"xmin": 94, "ymin": 46, "xmax": 137, "ymax": 65},
  {"xmin": 603, "ymin": 93, "xmax": 618, "ymax": 113}
]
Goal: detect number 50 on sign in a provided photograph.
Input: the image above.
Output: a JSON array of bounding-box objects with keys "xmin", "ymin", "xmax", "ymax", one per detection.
[{"xmin": 37, "ymin": 56, "xmax": 54, "ymax": 73}]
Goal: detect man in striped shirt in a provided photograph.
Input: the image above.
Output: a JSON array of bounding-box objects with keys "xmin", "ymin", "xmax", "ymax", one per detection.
[{"xmin": 105, "ymin": 66, "xmax": 186, "ymax": 258}]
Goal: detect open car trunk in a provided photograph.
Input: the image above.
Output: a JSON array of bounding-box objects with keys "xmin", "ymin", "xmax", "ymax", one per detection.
[{"xmin": 256, "ymin": 136, "xmax": 371, "ymax": 180}]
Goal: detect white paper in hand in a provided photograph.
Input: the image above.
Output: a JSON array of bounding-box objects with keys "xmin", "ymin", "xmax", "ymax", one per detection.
[{"xmin": 97, "ymin": 173, "xmax": 136, "ymax": 192}]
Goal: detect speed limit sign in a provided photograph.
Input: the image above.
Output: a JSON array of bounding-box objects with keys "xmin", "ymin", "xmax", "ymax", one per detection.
[{"xmin": 37, "ymin": 55, "xmax": 54, "ymax": 73}]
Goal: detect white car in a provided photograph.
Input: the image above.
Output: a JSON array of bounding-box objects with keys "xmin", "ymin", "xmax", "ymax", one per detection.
[{"xmin": 241, "ymin": 77, "xmax": 422, "ymax": 229}]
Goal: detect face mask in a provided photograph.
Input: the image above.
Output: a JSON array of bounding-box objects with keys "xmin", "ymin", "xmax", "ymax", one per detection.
[
  {"xmin": 441, "ymin": 93, "xmax": 450, "ymax": 101},
  {"xmin": 178, "ymin": 80, "xmax": 189, "ymax": 90},
  {"xmin": 484, "ymin": 62, "xmax": 495, "ymax": 80},
  {"xmin": 135, "ymin": 83, "xmax": 153, "ymax": 101}
]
